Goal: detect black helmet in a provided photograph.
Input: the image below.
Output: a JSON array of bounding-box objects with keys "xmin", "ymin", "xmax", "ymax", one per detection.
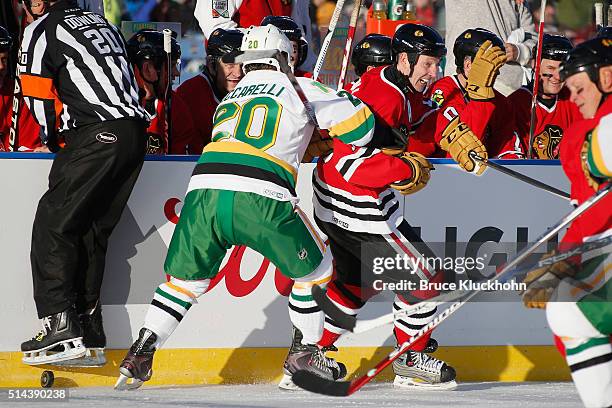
[
  {"xmin": 0, "ymin": 25, "xmax": 12, "ymax": 52},
  {"xmin": 261, "ymin": 15, "xmax": 308, "ymax": 67},
  {"xmin": 207, "ymin": 28, "xmax": 244, "ymax": 59},
  {"xmin": 559, "ymin": 37, "xmax": 612, "ymax": 84},
  {"xmin": 127, "ymin": 29, "xmax": 181, "ymax": 68},
  {"xmin": 352, "ymin": 34, "xmax": 392, "ymax": 77},
  {"xmin": 392, "ymin": 23, "xmax": 446, "ymax": 64},
  {"xmin": 453, "ymin": 28, "xmax": 504, "ymax": 73},
  {"xmin": 538, "ymin": 34, "xmax": 573, "ymax": 62}
]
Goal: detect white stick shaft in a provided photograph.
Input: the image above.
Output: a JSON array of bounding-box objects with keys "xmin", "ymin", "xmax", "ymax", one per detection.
[
  {"xmin": 337, "ymin": 0, "xmax": 362, "ymax": 90},
  {"xmin": 313, "ymin": 0, "xmax": 347, "ymax": 81},
  {"xmin": 163, "ymin": 29, "xmax": 172, "ymax": 53},
  {"xmin": 595, "ymin": 2, "xmax": 604, "ymax": 27}
]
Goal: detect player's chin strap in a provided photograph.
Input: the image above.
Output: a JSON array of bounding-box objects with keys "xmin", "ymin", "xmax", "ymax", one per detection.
[{"xmin": 385, "ymin": 64, "xmax": 417, "ymax": 95}]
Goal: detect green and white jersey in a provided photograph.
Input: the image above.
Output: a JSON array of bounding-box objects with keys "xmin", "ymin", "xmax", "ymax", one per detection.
[{"xmin": 187, "ymin": 70, "xmax": 375, "ymax": 202}]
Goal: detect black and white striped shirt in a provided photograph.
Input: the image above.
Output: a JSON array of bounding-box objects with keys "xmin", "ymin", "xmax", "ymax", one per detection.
[{"xmin": 19, "ymin": 0, "xmax": 145, "ymax": 143}]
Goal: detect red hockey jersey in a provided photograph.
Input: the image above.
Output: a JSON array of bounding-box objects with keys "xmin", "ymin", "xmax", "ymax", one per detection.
[
  {"xmin": 0, "ymin": 81, "xmax": 43, "ymax": 151},
  {"xmin": 313, "ymin": 66, "xmax": 446, "ymax": 234},
  {"xmin": 313, "ymin": 139, "xmax": 413, "ymax": 234},
  {"xmin": 350, "ymin": 65, "xmax": 448, "ymax": 155},
  {"xmin": 508, "ymin": 87, "xmax": 582, "ymax": 159},
  {"xmin": 428, "ymin": 75, "xmax": 523, "ymax": 158},
  {"xmin": 175, "ymin": 71, "xmax": 222, "ymax": 155},
  {"xmin": 144, "ymin": 91, "xmax": 198, "ymax": 155},
  {"xmin": 559, "ymin": 96, "xmax": 611, "ymax": 245}
]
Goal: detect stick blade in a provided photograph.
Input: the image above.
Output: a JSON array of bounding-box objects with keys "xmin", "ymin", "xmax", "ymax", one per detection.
[
  {"xmin": 312, "ymin": 285, "xmax": 357, "ymax": 331},
  {"xmin": 291, "ymin": 370, "xmax": 351, "ymax": 397}
]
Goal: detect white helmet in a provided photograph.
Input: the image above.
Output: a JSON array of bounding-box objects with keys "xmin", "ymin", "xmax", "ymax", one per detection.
[{"xmin": 240, "ymin": 25, "xmax": 294, "ymax": 72}]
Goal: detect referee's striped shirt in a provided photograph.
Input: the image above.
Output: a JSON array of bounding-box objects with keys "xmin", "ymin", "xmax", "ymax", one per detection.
[{"xmin": 18, "ymin": 0, "xmax": 145, "ymax": 144}]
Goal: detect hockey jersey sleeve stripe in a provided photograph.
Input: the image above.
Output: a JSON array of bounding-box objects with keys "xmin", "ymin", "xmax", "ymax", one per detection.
[
  {"xmin": 587, "ymin": 122, "xmax": 612, "ymax": 178},
  {"xmin": 328, "ymin": 106, "xmax": 375, "ymax": 145},
  {"xmin": 201, "ymin": 141, "xmax": 297, "ymax": 181},
  {"xmin": 336, "ymin": 147, "xmax": 376, "ymax": 178}
]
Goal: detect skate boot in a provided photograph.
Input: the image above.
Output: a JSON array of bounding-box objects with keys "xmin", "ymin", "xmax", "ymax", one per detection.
[
  {"xmin": 21, "ymin": 306, "xmax": 86, "ymax": 365},
  {"xmin": 55, "ymin": 301, "xmax": 107, "ymax": 367},
  {"xmin": 114, "ymin": 328, "xmax": 157, "ymax": 390},
  {"xmin": 392, "ymin": 348, "xmax": 457, "ymax": 390},
  {"xmin": 278, "ymin": 327, "xmax": 346, "ymax": 391}
]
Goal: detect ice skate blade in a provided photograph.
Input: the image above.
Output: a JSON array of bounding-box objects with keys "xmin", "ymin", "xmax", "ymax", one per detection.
[
  {"xmin": 114, "ymin": 374, "xmax": 144, "ymax": 391},
  {"xmin": 393, "ymin": 375, "xmax": 458, "ymax": 390},
  {"xmin": 52, "ymin": 348, "xmax": 106, "ymax": 367},
  {"xmin": 22, "ymin": 338, "xmax": 87, "ymax": 366},
  {"xmin": 278, "ymin": 373, "xmax": 302, "ymax": 391}
]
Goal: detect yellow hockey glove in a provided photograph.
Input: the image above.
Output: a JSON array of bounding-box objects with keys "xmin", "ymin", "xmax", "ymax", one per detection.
[
  {"xmin": 521, "ymin": 252, "xmax": 576, "ymax": 309},
  {"xmin": 466, "ymin": 40, "xmax": 507, "ymax": 101},
  {"xmin": 389, "ymin": 152, "xmax": 434, "ymax": 195},
  {"xmin": 302, "ymin": 131, "xmax": 334, "ymax": 163},
  {"xmin": 439, "ymin": 117, "xmax": 488, "ymax": 175}
]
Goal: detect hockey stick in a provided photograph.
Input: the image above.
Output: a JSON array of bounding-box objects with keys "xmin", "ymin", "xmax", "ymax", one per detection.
[
  {"xmin": 292, "ymin": 185, "xmax": 610, "ymax": 396},
  {"xmin": 313, "ymin": 0, "xmax": 347, "ymax": 82},
  {"xmin": 312, "ymin": 233, "xmax": 612, "ymax": 334},
  {"xmin": 596, "ymin": 2, "xmax": 604, "ymax": 31},
  {"xmin": 163, "ymin": 29, "xmax": 173, "ymax": 154},
  {"xmin": 470, "ymin": 152, "xmax": 570, "ymax": 200},
  {"xmin": 8, "ymin": 5, "xmax": 27, "ymax": 151},
  {"xmin": 337, "ymin": 0, "xmax": 362, "ymax": 90},
  {"xmin": 527, "ymin": 0, "xmax": 547, "ymax": 159}
]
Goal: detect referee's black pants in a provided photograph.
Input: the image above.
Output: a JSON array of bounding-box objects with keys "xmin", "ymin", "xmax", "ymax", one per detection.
[{"xmin": 31, "ymin": 118, "xmax": 146, "ymax": 318}]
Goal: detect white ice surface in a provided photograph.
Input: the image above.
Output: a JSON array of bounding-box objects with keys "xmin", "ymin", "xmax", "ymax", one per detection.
[{"xmin": 1, "ymin": 382, "xmax": 582, "ymax": 408}]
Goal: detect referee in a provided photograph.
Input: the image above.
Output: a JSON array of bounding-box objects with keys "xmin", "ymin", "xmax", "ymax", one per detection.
[{"xmin": 19, "ymin": 0, "xmax": 147, "ymax": 365}]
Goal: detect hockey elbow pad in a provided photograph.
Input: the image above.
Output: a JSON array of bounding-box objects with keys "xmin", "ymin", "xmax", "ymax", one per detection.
[{"xmin": 439, "ymin": 117, "xmax": 487, "ymax": 175}]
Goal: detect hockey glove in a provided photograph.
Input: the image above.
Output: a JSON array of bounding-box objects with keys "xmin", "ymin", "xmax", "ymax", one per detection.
[
  {"xmin": 439, "ymin": 117, "xmax": 487, "ymax": 175},
  {"xmin": 521, "ymin": 252, "xmax": 576, "ymax": 309},
  {"xmin": 389, "ymin": 152, "xmax": 434, "ymax": 195},
  {"xmin": 381, "ymin": 146, "xmax": 405, "ymax": 156},
  {"xmin": 466, "ymin": 40, "xmax": 507, "ymax": 101},
  {"xmin": 302, "ymin": 130, "xmax": 334, "ymax": 163}
]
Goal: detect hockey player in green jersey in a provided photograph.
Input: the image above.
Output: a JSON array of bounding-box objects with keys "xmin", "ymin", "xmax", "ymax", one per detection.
[{"xmin": 115, "ymin": 25, "xmax": 375, "ymax": 390}]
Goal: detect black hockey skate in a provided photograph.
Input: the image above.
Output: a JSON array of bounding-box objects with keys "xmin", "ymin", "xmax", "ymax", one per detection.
[
  {"xmin": 21, "ymin": 306, "xmax": 86, "ymax": 365},
  {"xmin": 114, "ymin": 328, "xmax": 157, "ymax": 390},
  {"xmin": 392, "ymin": 347, "xmax": 457, "ymax": 390},
  {"xmin": 278, "ymin": 326, "xmax": 346, "ymax": 391},
  {"xmin": 54, "ymin": 302, "xmax": 107, "ymax": 367}
]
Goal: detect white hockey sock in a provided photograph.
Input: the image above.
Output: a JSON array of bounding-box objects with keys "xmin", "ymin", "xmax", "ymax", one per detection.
[
  {"xmin": 144, "ymin": 278, "xmax": 210, "ymax": 348},
  {"xmin": 565, "ymin": 336, "xmax": 612, "ymax": 408},
  {"xmin": 289, "ymin": 249, "xmax": 333, "ymax": 345}
]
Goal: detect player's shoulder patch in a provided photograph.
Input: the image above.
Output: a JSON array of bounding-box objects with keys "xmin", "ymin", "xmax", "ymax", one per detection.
[
  {"xmin": 431, "ymin": 88, "xmax": 445, "ymax": 107},
  {"xmin": 212, "ymin": 0, "xmax": 229, "ymax": 18}
]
